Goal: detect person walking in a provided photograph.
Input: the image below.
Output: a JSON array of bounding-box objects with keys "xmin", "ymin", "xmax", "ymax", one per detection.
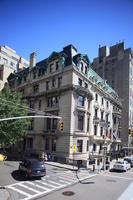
[{"xmin": 97, "ymin": 159, "xmax": 101, "ymax": 173}]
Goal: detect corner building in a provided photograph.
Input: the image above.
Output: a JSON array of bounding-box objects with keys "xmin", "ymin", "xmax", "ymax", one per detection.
[{"xmin": 8, "ymin": 45, "xmax": 122, "ymax": 166}]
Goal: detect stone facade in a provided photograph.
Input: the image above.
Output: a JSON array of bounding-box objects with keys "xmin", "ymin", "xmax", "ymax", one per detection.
[
  {"xmin": 92, "ymin": 42, "xmax": 133, "ymax": 146},
  {"xmin": 8, "ymin": 44, "xmax": 122, "ymax": 166},
  {"xmin": 0, "ymin": 45, "xmax": 29, "ymax": 90}
]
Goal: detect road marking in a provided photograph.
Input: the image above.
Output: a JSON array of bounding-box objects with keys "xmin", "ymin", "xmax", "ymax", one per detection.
[
  {"xmin": 36, "ymin": 180, "xmax": 57, "ymax": 188},
  {"xmin": 27, "ymin": 181, "xmax": 51, "ymax": 191},
  {"xmin": 7, "ymin": 185, "xmax": 31, "ymax": 198},
  {"xmin": 101, "ymin": 173, "xmax": 133, "ymax": 181},
  {"xmin": 117, "ymin": 182, "xmax": 133, "ymax": 200},
  {"xmin": 5, "ymin": 170, "xmax": 96, "ymax": 200},
  {"xmin": 18, "ymin": 183, "xmax": 40, "ymax": 193}
]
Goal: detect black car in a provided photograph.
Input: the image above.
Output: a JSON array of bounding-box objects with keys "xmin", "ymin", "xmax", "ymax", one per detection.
[{"xmin": 19, "ymin": 158, "xmax": 46, "ymax": 178}]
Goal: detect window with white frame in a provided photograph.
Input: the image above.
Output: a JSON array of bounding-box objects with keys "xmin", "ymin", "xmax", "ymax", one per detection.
[
  {"xmin": 78, "ymin": 95, "xmax": 84, "ymax": 106},
  {"xmin": 78, "ymin": 115, "xmax": 84, "ymax": 130},
  {"xmin": 77, "ymin": 140, "xmax": 83, "ymax": 152}
]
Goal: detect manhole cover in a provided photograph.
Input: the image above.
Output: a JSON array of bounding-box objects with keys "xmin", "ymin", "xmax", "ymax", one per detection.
[
  {"xmin": 62, "ymin": 191, "xmax": 75, "ymax": 196},
  {"xmin": 106, "ymin": 179, "xmax": 116, "ymax": 182}
]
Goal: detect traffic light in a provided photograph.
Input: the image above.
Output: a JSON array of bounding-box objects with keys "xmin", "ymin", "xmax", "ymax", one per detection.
[
  {"xmin": 58, "ymin": 120, "xmax": 63, "ymax": 131},
  {"xmin": 129, "ymin": 129, "xmax": 131, "ymax": 135}
]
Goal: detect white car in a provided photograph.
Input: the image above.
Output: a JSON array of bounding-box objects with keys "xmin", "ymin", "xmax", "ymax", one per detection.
[{"xmin": 113, "ymin": 160, "xmax": 130, "ymax": 172}]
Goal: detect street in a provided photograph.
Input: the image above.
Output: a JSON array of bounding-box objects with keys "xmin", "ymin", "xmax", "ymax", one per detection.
[{"xmin": 0, "ymin": 161, "xmax": 133, "ymax": 200}]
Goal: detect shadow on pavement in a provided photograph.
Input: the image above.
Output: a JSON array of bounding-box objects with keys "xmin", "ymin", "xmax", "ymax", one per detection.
[
  {"xmin": 11, "ymin": 170, "xmax": 27, "ymax": 181},
  {"xmin": 109, "ymin": 169, "xmax": 126, "ymax": 173},
  {"xmin": 11, "ymin": 170, "xmax": 42, "ymax": 181}
]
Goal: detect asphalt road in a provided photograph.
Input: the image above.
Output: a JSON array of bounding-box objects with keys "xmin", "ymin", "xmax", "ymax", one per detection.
[
  {"xmin": 1, "ymin": 161, "xmax": 133, "ymax": 200},
  {"xmin": 38, "ymin": 169, "xmax": 133, "ymax": 200}
]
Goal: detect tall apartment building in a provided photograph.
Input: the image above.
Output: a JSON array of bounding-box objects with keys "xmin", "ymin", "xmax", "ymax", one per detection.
[
  {"xmin": 92, "ymin": 42, "xmax": 133, "ymax": 146},
  {"xmin": 0, "ymin": 45, "xmax": 29, "ymax": 90},
  {"xmin": 8, "ymin": 45, "xmax": 122, "ymax": 166}
]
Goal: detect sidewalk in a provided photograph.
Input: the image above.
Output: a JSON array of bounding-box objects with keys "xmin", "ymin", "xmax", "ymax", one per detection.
[{"xmin": 45, "ymin": 159, "xmax": 117, "ymax": 172}]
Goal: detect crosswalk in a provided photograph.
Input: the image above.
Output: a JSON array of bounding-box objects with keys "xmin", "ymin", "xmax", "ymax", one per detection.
[{"xmin": 6, "ymin": 170, "xmax": 96, "ymax": 200}]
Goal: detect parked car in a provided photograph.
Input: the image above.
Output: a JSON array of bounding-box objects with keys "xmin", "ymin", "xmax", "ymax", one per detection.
[
  {"xmin": 19, "ymin": 158, "xmax": 46, "ymax": 178},
  {"xmin": 113, "ymin": 160, "xmax": 130, "ymax": 172},
  {"xmin": 124, "ymin": 157, "xmax": 133, "ymax": 167}
]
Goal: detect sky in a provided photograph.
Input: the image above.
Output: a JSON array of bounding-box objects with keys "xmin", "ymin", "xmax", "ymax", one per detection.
[{"xmin": 0, "ymin": 0, "xmax": 133, "ymax": 63}]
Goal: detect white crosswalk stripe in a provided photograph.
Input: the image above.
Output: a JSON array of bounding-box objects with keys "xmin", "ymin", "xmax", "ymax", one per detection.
[{"xmin": 5, "ymin": 170, "xmax": 96, "ymax": 200}]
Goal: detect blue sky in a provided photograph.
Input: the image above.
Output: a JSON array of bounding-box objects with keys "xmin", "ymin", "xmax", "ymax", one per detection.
[{"xmin": 0, "ymin": 0, "xmax": 133, "ymax": 62}]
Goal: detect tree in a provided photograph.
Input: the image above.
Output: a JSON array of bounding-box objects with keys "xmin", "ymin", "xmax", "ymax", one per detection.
[{"xmin": 0, "ymin": 84, "xmax": 31, "ymax": 146}]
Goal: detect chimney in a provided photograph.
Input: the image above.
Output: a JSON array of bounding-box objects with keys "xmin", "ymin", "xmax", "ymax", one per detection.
[{"xmin": 30, "ymin": 52, "xmax": 36, "ymax": 70}]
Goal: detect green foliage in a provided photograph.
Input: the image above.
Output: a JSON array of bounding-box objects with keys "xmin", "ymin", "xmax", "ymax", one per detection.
[{"xmin": 0, "ymin": 84, "xmax": 31, "ymax": 145}]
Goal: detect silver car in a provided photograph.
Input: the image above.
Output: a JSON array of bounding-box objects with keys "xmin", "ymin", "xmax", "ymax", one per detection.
[{"xmin": 113, "ymin": 160, "xmax": 130, "ymax": 172}]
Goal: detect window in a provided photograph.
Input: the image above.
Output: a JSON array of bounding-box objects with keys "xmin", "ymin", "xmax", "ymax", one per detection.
[
  {"xmin": 101, "ymin": 98, "xmax": 104, "ymax": 105},
  {"xmin": 85, "ymin": 66, "xmax": 87, "ymax": 74},
  {"xmin": 39, "ymin": 100, "xmax": 41, "ymax": 110},
  {"xmin": 93, "ymin": 144, "xmax": 96, "ymax": 151},
  {"xmin": 78, "ymin": 78, "xmax": 82, "ymax": 86},
  {"xmin": 81, "ymin": 63, "xmax": 83, "ymax": 72},
  {"xmin": 85, "ymin": 82, "xmax": 88, "ymax": 88},
  {"xmin": 20, "ymin": 89, "xmax": 24, "ymax": 95},
  {"xmin": 94, "ymin": 125, "xmax": 97, "ymax": 135},
  {"xmin": 56, "ymin": 61, "xmax": 59, "ymax": 70},
  {"xmin": 106, "ymin": 101, "xmax": 109, "ymax": 108},
  {"xmin": 24, "ymin": 76, "xmax": 27, "ymax": 82},
  {"xmin": 87, "ymin": 140, "xmax": 89, "ymax": 151},
  {"xmin": 33, "ymin": 71, "xmax": 36, "ymax": 79},
  {"xmin": 105, "ymin": 114, "xmax": 108, "ymax": 123},
  {"xmin": 29, "ymin": 100, "xmax": 34, "ymax": 109},
  {"xmin": 10, "ymin": 62, "xmax": 15, "ymax": 66},
  {"xmin": 100, "ymin": 127, "xmax": 103, "ymax": 136},
  {"xmin": 52, "ymin": 119, "xmax": 57, "ymax": 129},
  {"xmin": 78, "ymin": 96, "xmax": 84, "ymax": 106},
  {"xmin": 33, "ymin": 85, "xmax": 39, "ymax": 93},
  {"xmin": 50, "ymin": 64, "xmax": 53, "ymax": 73},
  {"xmin": 46, "ymin": 81, "xmax": 50, "ymax": 91},
  {"xmin": 87, "ymin": 117, "xmax": 89, "ymax": 132},
  {"xmin": 101, "ymin": 111, "xmax": 104, "ymax": 120},
  {"xmin": 29, "ymin": 119, "xmax": 34, "ymax": 130},
  {"xmin": 52, "ymin": 138, "xmax": 56, "ymax": 151},
  {"xmin": 47, "ymin": 118, "xmax": 51, "ymax": 130},
  {"xmin": 58, "ymin": 77, "xmax": 62, "ymax": 88},
  {"xmin": 27, "ymin": 138, "xmax": 33, "ymax": 149},
  {"xmin": 94, "ymin": 109, "xmax": 98, "ymax": 118},
  {"xmin": 95, "ymin": 93, "xmax": 98, "ymax": 101},
  {"xmin": 45, "ymin": 138, "xmax": 50, "ymax": 151},
  {"xmin": 77, "ymin": 140, "xmax": 83, "ymax": 152},
  {"xmin": 0, "ymin": 69, "xmax": 3, "ymax": 80},
  {"xmin": 78, "ymin": 115, "xmax": 84, "ymax": 130},
  {"xmin": 2, "ymin": 58, "xmax": 8, "ymax": 64},
  {"xmin": 52, "ymin": 78, "xmax": 56, "ymax": 87}
]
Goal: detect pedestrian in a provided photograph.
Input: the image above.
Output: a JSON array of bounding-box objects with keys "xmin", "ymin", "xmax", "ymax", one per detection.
[
  {"xmin": 40, "ymin": 151, "xmax": 45, "ymax": 162},
  {"xmin": 97, "ymin": 160, "xmax": 101, "ymax": 173},
  {"xmin": 93, "ymin": 160, "xmax": 95, "ymax": 172}
]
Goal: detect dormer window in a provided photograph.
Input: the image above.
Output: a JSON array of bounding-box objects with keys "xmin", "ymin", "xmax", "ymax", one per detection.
[
  {"xmin": 85, "ymin": 66, "xmax": 87, "ymax": 74},
  {"xmin": 81, "ymin": 62, "xmax": 83, "ymax": 72},
  {"xmin": 56, "ymin": 61, "xmax": 59, "ymax": 70},
  {"xmin": 50, "ymin": 64, "xmax": 53, "ymax": 73}
]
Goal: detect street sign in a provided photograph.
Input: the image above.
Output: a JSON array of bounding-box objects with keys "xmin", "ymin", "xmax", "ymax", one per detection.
[{"xmin": 73, "ymin": 145, "xmax": 76, "ymax": 153}]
